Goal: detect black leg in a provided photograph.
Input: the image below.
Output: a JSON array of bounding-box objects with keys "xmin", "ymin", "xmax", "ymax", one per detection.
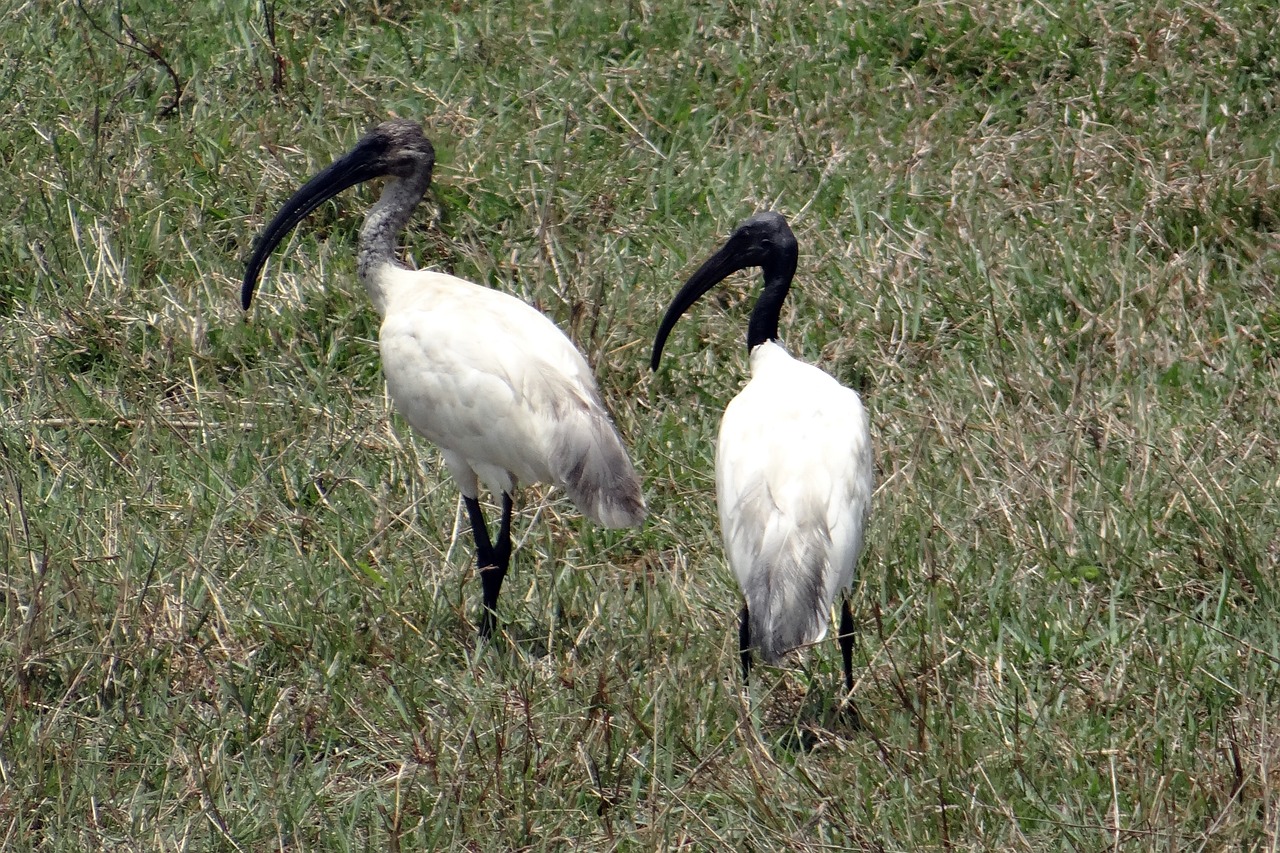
[
  {"xmin": 480, "ymin": 494, "xmax": 514, "ymax": 636},
  {"xmin": 738, "ymin": 604, "xmax": 752, "ymax": 684},
  {"xmin": 838, "ymin": 597, "xmax": 855, "ymax": 695},
  {"xmin": 838, "ymin": 597, "xmax": 862, "ymax": 728},
  {"xmin": 493, "ymin": 493, "xmax": 513, "ymax": 570},
  {"xmin": 464, "ymin": 495, "xmax": 512, "ymax": 640},
  {"xmin": 463, "ymin": 496, "xmax": 494, "ymax": 562}
]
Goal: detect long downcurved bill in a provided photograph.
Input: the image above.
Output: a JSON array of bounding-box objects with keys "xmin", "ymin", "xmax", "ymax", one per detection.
[
  {"xmin": 650, "ymin": 241, "xmax": 750, "ymax": 371},
  {"xmin": 240, "ymin": 140, "xmax": 385, "ymax": 310}
]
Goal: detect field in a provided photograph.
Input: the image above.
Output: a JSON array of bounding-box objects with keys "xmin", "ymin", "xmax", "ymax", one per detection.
[{"xmin": 2, "ymin": 0, "xmax": 1279, "ymax": 848}]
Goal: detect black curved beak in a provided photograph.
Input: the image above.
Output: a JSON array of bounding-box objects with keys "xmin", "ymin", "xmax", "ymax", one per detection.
[
  {"xmin": 241, "ymin": 137, "xmax": 388, "ymax": 310},
  {"xmin": 650, "ymin": 237, "xmax": 753, "ymax": 371}
]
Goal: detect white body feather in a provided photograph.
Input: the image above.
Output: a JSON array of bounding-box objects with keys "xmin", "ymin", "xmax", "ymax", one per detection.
[
  {"xmin": 376, "ymin": 267, "xmax": 645, "ymax": 528},
  {"xmin": 715, "ymin": 341, "xmax": 873, "ymax": 663}
]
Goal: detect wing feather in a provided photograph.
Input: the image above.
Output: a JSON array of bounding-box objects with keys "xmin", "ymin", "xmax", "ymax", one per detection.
[{"xmin": 379, "ymin": 270, "xmax": 644, "ymax": 525}]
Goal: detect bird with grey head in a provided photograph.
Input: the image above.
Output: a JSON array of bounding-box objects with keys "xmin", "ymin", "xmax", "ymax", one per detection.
[{"xmin": 242, "ymin": 119, "xmax": 646, "ymax": 640}]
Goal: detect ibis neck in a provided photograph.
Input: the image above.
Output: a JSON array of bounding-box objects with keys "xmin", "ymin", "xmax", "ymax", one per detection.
[
  {"xmin": 357, "ymin": 171, "xmax": 431, "ymax": 316},
  {"xmin": 745, "ymin": 262, "xmax": 795, "ymax": 351}
]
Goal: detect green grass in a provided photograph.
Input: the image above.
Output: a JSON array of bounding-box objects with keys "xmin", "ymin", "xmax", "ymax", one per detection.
[{"xmin": 2, "ymin": 0, "xmax": 1279, "ymax": 848}]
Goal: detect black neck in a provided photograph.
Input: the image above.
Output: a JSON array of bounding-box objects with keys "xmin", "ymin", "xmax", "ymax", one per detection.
[{"xmin": 745, "ymin": 252, "xmax": 796, "ymax": 350}]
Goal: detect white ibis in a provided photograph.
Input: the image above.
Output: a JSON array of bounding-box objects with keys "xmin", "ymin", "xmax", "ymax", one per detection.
[
  {"xmin": 651, "ymin": 212, "xmax": 873, "ymax": 701},
  {"xmin": 242, "ymin": 119, "xmax": 646, "ymax": 638}
]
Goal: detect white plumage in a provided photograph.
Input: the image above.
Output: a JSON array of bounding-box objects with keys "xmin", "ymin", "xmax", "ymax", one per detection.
[
  {"xmin": 717, "ymin": 341, "xmax": 873, "ymax": 664},
  {"xmin": 377, "ymin": 267, "xmax": 642, "ymax": 528},
  {"xmin": 242, "ymin": 120, "xmax": 645, "ymax": 638},
  {"xmin": 651, "ymin": 212, "xmax": 873, "ymax": 699}
]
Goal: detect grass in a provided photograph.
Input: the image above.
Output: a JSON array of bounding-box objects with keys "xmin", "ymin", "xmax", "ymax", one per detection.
[{"xmin": 2, "ymin": 0, "xmax": 1279, "ymax": 848}]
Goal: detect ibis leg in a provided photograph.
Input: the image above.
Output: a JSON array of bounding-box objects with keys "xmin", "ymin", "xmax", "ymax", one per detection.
[
  {"xmin": 838, "ymin": 597, "xmax": 862, "ymax": 727},
  {"xmin": 838, "ymin": 598, "xmax": 855, "ymax": 695},
  {"xmin": 464, "ymin": 495, "xmax": 513, "ymax": 639},
  {"xmin": 483, "ymin": 494, "xmax": 514, "ymax": 627},
  {"xmin": 493, "ymin": 493, "xmax": 513, "ymax": 570},
  {"xmin": 738, "ymin": 604, "xmax": 752, "ymax": 684}
]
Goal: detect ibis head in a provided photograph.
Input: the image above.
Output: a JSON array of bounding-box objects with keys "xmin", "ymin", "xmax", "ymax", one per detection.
[
  {"xmin": 241, "ymin": 119, "xmax": 436, "ymax": 310},
  {"xmin": 650, "ymin": 211, "xmax": 798, "ymax": 370}
]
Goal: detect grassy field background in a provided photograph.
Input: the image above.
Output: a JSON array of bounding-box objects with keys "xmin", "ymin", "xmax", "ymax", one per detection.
[{"xmin": 2, "ymin": 0, "xmax": 1279, "ymax": 848}]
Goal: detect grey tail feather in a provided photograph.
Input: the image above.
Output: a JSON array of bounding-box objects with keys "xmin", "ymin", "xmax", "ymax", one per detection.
[
  {"xmin": 554, "ymin": 412, "xmax": 646, "ymax": 529},
  {"xmin": 744, "ymin": 539, "xmax": 828, "ymax": 664}
]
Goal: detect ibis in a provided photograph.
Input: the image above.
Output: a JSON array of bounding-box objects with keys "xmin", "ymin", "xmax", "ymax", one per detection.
[
  {"xmin": 242, "ymin": 119, "xmax": 646, "ymax": 638},
  {"xmin": 651, "ymin": 211, "xmax": 873, "ymax": 701}
]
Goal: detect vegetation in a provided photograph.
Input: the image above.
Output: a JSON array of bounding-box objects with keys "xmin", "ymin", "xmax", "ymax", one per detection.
[{"xmin": 2, "ymin": 0, "xmax": 1278, "ymax": 848}]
